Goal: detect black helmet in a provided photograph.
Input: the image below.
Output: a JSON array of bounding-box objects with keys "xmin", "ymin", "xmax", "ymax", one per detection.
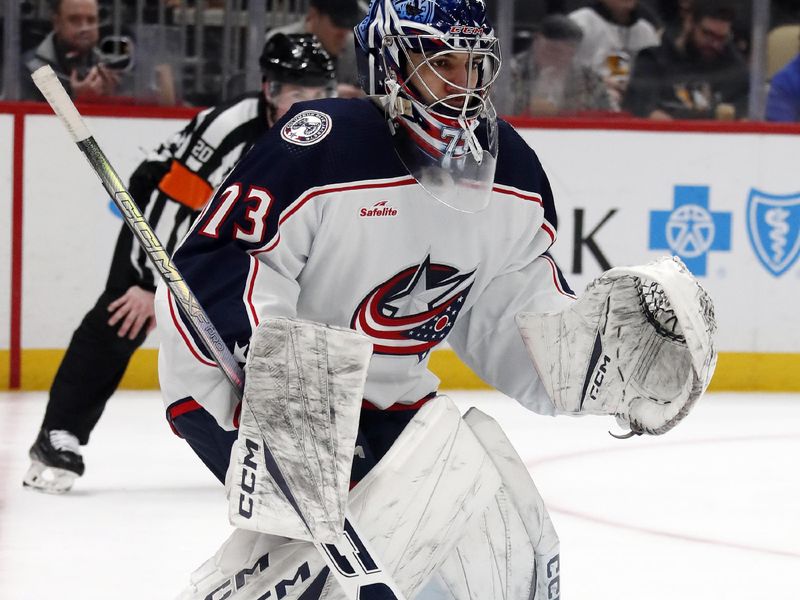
[{"xmin": 259, "ymin": 33, "xmax": 336, "ymax": 87}]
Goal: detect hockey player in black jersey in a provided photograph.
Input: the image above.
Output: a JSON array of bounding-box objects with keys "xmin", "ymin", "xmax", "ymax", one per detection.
[{"xmin": 23, "ymin": 33, "xmax": 337, "ymax": 494}]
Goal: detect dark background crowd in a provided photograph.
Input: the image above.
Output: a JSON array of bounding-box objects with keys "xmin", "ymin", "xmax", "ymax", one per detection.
[
  {"xmin": 505, "ymin": 0, "xmax": 800, "ymax": 121},
  {"xmin": 1, "ymin": 0, "xmax": 800, "ymax": 121}
]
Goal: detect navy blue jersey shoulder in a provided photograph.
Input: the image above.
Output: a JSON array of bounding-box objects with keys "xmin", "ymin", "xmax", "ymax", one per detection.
[
  {"xmin": 170, "ymin": 99, "xmax": 406, "ymax": 361},
  {"xmin": 252, "ymin": 97, "xmax": 406, "ymax": 190},
  {"xmin": 494, "ymin": 118, "xmax": 558, "ymax": 230}
]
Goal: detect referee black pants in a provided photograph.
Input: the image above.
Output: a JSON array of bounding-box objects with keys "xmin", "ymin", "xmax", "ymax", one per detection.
[{"xmin": 41, "ymin": 223, "xmax": 148, "ymax": 445}]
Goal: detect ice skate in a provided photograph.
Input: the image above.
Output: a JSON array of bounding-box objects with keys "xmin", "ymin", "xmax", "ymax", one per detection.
[{"xmin": 23, "ymin": 428, "xmax": 85, "ymax": 494}]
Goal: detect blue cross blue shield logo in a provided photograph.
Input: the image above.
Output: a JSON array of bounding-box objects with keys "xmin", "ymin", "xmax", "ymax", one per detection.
[
  {"xmin": 746, "ymin": 189, "xmax": 800, "ymax": 277},
  {"xmin": 650, "ymin": 186, "xmax": 732, "ymax": 276}
]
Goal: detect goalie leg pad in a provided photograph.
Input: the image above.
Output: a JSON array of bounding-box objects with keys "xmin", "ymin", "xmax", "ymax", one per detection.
[
  {"xmin": 179, "ymin": 395, "xmax": 507, "ymax": 600},
  {"xmin": 423, "ymin": 409, "xmax": 560, "ymax": 600},
  {"xmin": 348, "ymin": 395, "xmax": 503, "ymax": 599},
  {"xmin": 229, "ymin": 317, "xmax": 373, "ymax": 543},
  {"xmin": 174, "ymin": 528, "xmax": 330, "ymax": 600}
]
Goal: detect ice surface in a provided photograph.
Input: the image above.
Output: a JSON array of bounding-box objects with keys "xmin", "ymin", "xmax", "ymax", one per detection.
[{"xmin": 1, "ymin": 390, "xmax": 798, "ymax": 600}]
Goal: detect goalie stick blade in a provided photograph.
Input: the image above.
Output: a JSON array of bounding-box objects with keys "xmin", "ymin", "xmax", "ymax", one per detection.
[{"xmin": 319, "ymin": 518, "xmax": 404, "ymax": 600}]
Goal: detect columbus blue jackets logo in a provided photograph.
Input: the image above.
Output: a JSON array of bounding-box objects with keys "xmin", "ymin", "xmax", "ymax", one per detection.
[
  {"xmin": 352, "ymin": 255, "xmax": 475, "ymax": 358},
  {"xmin": 397, "ymin": 0, "xmax": 434, "ymax": 22},
  {"xmin": 746, "ymin": 189, "xmax": 800, "ymax": 277},
  {"xmin": 281, "ymin": 110, "xmax": 332, "ymax": 146}
]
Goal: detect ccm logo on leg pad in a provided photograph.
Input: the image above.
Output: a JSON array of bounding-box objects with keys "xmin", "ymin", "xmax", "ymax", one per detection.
[{"xmin": 238, "ymin": 437, "xmax": 260, "ymax": 518}]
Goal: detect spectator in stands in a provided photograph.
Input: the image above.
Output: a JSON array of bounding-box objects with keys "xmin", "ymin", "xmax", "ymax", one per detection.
[
  {"xmin": 512, "ymin": 14, "xmax": 612, "ymax": 115},
  {"xmin": 267, "ymin": 0, "xmax": 364, "ymax": 98},
  {"xmin": 766, "ymin": 47, "xmax": 800, "ymax": 122},
  {"xmin": 19, "ymin": 0, "xmax": 130, "ymax": 101},
  {"xmin": 569, "ymin": 0, "xmax": 660, "ymax": 109},
  {"xmin": 623, "ymin": 0, "xmax": 749, "ymax": 120}
]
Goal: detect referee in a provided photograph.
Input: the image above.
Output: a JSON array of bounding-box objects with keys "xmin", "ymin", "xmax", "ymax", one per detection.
[{"xmin": 23, "ymin": 34, "xmax": 337, "ymax": 493}]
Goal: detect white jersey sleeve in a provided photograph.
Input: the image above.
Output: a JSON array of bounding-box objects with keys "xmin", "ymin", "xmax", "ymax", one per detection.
[{"xmin": 448, "ymin": 251, "xmax": 575, "ymax": 415}]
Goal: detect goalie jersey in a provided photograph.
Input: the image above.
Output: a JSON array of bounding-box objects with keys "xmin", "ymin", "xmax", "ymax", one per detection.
[{"xmin": 155, "ymin": 98, "xmax": 575, "ymax": 430}]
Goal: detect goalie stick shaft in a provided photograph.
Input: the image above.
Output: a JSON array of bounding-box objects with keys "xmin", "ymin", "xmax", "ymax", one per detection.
[
  {"xmin": 27, "ymin": 67, "xmax": 244, "ymax": 397},
  {"xmin": 31, "ymin": 65, "xmax": 405, "ymax": 600},
  {"xmin": 80, "ymin": 137, "xmax": 246, "ymax": 398}
]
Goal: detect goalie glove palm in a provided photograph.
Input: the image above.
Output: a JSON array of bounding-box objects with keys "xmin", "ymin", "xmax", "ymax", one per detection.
[{"xmin": 517, "ymin": 257, "xmax": 717, "ymax": 436}]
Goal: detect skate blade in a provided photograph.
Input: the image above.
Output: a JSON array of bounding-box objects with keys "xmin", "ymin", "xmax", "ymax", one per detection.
[{"xmin": 22, "ymin": 460, "xmax": 79, "ymax": 494}]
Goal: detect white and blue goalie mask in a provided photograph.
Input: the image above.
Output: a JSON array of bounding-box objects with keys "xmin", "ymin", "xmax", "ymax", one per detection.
[{"xmin": 356, "ymin": 0, "xmax": 502, "ymax": 213}]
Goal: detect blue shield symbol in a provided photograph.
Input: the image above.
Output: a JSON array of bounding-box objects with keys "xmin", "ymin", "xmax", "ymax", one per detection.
[{"xmin": 746, "ymin": 189, "xmax": 800, "ymax": 277}]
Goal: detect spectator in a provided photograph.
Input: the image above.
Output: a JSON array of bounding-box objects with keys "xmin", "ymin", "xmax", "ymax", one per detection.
[
  {"xmin": 623, "ymin": 0, "xmax": 749, "ymax": 120},
  {"xmin": 20, "ymin": 0, "xmax": 130, "ymax": 101},
  {"xmin": 266, "ymin": 0, "xmax": 364, "ymax": 98},
  {"xmin": 766, "ymin": 47, "xmax": 800, "ymax": 122},
  {"xmin": 512, "ymin": 14, "xmax": 612, "ymax": 115},
  {"xmin": 569, "ymin": 0, "xmax": 660, "ymax": 109}
]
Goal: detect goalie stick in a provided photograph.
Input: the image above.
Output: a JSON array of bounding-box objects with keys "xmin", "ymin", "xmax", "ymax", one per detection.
[{"xmin": 31, "ymin": 65, "xmax": 406, "ymax": 600}]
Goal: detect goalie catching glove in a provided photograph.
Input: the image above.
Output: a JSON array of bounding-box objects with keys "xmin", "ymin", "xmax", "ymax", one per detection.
[{"xmin": 517, "ymin": 256, "xmax": 717, "ymax": 436}]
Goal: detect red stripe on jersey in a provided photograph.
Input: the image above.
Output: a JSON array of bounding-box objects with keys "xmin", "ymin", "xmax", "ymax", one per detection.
[
  {"xmin": 167, "ymin": 289, "xmax": 217, "ymax": 367},
  {"xmin": 168, "ymin": 397, "xmax": 203, "ymax": 420},
  {"xmin": 252, "ymin": 177, "xmax": 417, "ymax": 256},
  {"xmin": 541, "ymin": 254, "xmax": 576, "ymax": 299},
  {"xmin": 492, "ymin": 185, "xmax": 544, "ymax": 205},
  {"xmin": 245, "ymin": 258, "xmax": 260, "ymax": 327},
  {"xmin": 165, "ymin": 397, "xmax": 203, "ymax": 437},
  {"xmin": 541, "ymin": 221, "xmax": 556, "ymax": 243},
  {"xmin": 493, "ymin": 184, "xmax": 555, "ymax": 242},
  {"xmin": 362, "ymin": 392, "xmax": 437, "ymax": 411},
  {"xmin": 233, "ymin": 401, "xmax": 242, "ymax": 429},
  {"xmin": 260, "ymin": 231, "xmax": 282, "ymax": 253}
]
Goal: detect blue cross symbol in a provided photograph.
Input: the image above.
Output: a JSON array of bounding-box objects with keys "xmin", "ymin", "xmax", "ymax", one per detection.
[{"xmin": 649, "ymin": 185, "xmax": 731, "ymax": 276}]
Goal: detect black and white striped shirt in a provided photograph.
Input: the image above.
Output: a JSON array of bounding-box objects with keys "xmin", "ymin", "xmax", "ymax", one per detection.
[{"xmin": 129, "ymin": 92, "xmax": 269, "ymax": 288}]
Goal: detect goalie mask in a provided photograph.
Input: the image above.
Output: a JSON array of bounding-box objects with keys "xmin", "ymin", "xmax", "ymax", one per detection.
[{"xmin": 355, "ymin": 0, "xmax": 502, "ymax": 213}]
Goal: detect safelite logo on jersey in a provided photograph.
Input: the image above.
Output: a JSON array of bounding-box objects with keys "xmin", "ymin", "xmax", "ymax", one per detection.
[{"xmin": 360, "ymin": 200, "xmax": 398, "ymax": 218}]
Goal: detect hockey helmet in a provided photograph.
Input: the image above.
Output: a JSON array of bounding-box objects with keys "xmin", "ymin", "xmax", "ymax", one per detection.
[
  {"xmin": 355, "ymin": 0, "xmax": 501, "ymax": 213},
  {"xmin": 259, "ymin": 33, "xmax": 337, "ymax": 89}
]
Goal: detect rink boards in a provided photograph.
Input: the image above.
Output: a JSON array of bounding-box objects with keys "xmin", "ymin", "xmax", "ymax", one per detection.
[
  {"xmin": 0, "ymin": 115, "xmax": 11, "ymax": 388},
  {"xmin": 1, "ymin": 104, "xmax": 799, "ymax": 390}
]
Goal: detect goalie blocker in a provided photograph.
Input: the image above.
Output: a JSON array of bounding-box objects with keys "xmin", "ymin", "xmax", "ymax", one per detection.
[{"xmin": 517, "ymin": 256, "xmax": 717, "ymax": 436}]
